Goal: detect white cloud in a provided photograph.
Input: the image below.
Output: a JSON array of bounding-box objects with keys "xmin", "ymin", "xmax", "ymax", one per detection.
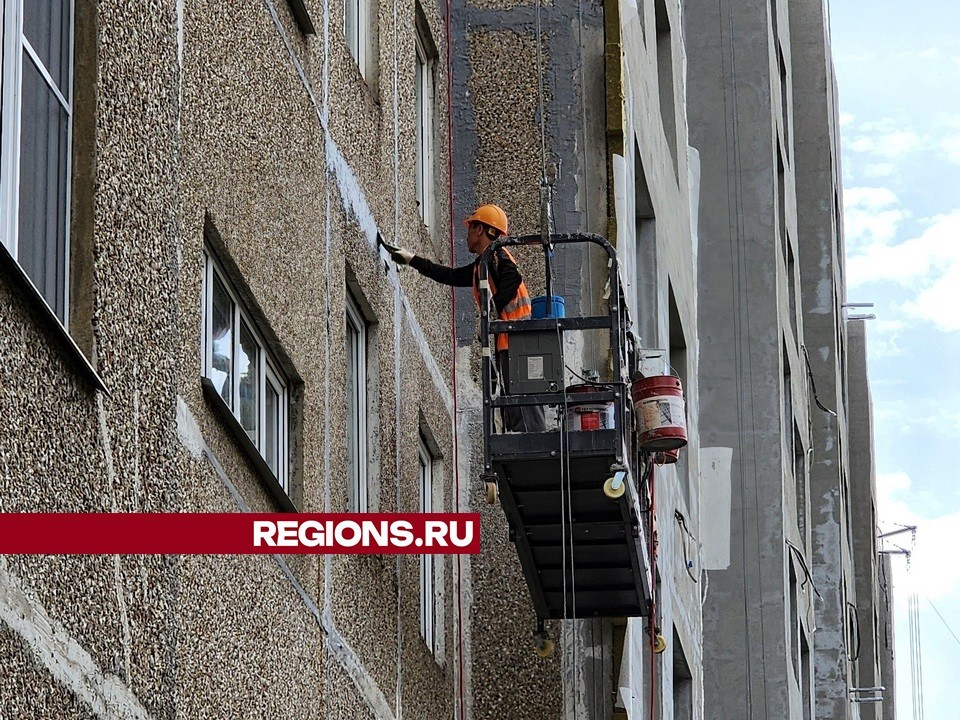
[
  {"xmin": 844, "ymin": 186, "xmax": 900, "ymax": 211},
  {"xmin": 848, "ymin": 130, "xmax": 923, "ymax": 159},
  {"xmin": 902, "ymin": 262, "xmax": 960, "ymax": 331},
  {"xmin": 845, "ymin": 209, "xmax": 906, "ymax": 254},
  {"xmin": 940, "ymin": 136, "xmax": 960, "ymax": 164},
  {"xmin": 846, "ymin": 210, "xmax": 960, "ymax": 291},
  {"xmin": 842, "ymin": 186, "xmax": 906, "ymax": 254},
  {"xmin": 868, "ymin": 319, "xmax": 906, "ymax": 357},
  {"xmin": 877, "ymin": 470, "xmax": 912, "ymax": 501},
  {"xmin": 876, "ymin": 471, "xmax": 960, "ymax": 601},
  {"xmin": 863, "ymin": 163, "xmax": 894, "ymax": 178},
  {"xmin": 918, "ymin": 47, "xmax": 942, "ymax": 60},
  {"xmin": 839, "ymin": 112, "xmax": 855, "ymax": 128}
]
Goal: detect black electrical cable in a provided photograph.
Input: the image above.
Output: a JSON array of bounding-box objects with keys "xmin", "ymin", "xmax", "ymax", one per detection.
[
  {"xmin": 785, "ymin": 540, "xmax": 824, "ymax": 601},
  {"xmin": 801, "ymin": 345, "xmax": 838, "ymax": 417},
  {"xmin": 674, "ymin": 510, "xmax": 699, "ymax": 584},
  {"xmin": 847, "ymin": 602, "xmax": 861, "ymax": 661}
]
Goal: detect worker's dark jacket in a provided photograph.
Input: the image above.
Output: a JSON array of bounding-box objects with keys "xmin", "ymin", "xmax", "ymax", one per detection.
[{"xmin": 411, "ymin": 248, "xmax": 531, "ymax": 350}]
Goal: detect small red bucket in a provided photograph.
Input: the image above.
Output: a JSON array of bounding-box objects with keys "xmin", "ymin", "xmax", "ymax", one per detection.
[
  {"xmin": 565, "ymin": 384, "xmax": 615, "ymax": 431},
  {"xmin": 631, "ymin": 375, "xmax": 688, "ymax": 451}
]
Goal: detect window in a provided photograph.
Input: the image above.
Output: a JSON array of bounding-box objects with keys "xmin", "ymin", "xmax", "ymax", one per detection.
[
  {"xmin": 668, "ymin": 283, "xmax": 689, "ymax": 504},
  {"xmin": 1, "ymin": 0, "xmax": 74, "ymax": 323},
  {"xmin": 671, "ymin": 628, "xmax": 693, "ymax": 720},
  {"xmin": 345, "ymin": 0, "xmax": 369, "ymax": 78},
  {"xmin": 419, "ymin": 436, "xmax": 437, "ymax": 653},
  {"xmin": 654, "ymin": 0, "xmax": 677, "ymax": 176},
  {"xmin": 414, "ymin": 30, "xmax": 435, "ymax": 227},
  {"xmin": 203, "ymin": 250, "xmax": 290, "ymax": 490},
  {"xmin": 789, "ymin": 562, "xmax": 800, "ymax": 679},
  {"xmin": 346, "ymin": 292, "xmax": 368, "ymax": 512},
  {"xmin": 634, "ymin": 143, "xmax": 657, "ymax": 345}
]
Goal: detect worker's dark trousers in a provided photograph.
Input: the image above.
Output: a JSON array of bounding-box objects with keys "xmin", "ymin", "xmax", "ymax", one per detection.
[{"xmin": 497, "ymin": 350, "xmax": 546, "ymax": 432}]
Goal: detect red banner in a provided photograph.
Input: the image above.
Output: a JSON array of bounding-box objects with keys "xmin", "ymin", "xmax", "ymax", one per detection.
[{"xmin": 0, "ymin": 513, "xmax": 481, "ymax": 555}]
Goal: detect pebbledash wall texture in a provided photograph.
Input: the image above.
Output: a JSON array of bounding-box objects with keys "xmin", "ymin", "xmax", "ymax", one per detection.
[{"xmin": 1, "ymin": 0, "xmax": 462, "ymax": 717}]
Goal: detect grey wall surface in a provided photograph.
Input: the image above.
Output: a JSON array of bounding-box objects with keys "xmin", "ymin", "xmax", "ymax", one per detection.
[
  {"xmin": 791, "ymin": 1, "xmax": 865, "ymax": 718},
  {"xmin": 848, "ymin": 321, "xmax": 887, "ymax": 720}
]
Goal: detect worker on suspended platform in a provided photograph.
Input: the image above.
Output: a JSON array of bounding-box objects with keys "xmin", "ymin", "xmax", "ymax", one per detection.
[{"xmin": 388, "ymin": 204, "xmax": 546, "ymax": 432}]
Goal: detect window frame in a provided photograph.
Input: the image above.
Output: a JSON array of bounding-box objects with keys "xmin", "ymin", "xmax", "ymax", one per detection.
[
  {"xmin": 0, "ymin": 0, "xmax": 76, "ymax": 325},
  {"xmin": 419, "ymin": 435, "xmax": 437, "ymax": 654},
  {"xmin": 345, "ymin": 291, "xmax": 369, "ymax": 512},
  {"xmin": 344, "ymin": 0, "xmax": 368, "ymax": 78},
  {"xmin": 202, "ymin": 248, "xmax": 290, "ymax": 492},
  {"xmin": 414, "ymin": 31, "xmax": 434, "ymax": 228}
]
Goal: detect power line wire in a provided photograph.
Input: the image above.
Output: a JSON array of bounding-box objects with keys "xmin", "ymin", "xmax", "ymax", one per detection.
[{"xmin": 926, "ymin": 597, "xmax": 960, "ymax": 650}]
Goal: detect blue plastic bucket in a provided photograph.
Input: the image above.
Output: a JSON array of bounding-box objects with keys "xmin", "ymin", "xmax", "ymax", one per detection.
[{"xmin": 531, "ymin": 295, "xmax": 565, "ymax": 319}]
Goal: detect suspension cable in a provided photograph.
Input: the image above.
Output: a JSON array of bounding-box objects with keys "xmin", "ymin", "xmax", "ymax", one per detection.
[{"xmin": 534, "ymin": 0, "xmax": 547, "ymax": 179}]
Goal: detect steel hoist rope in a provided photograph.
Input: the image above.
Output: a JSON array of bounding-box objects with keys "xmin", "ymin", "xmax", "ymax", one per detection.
[
  {"xmin": 531, "ymin": 0, "xmax": 584, "ymax": 703},
  {"xmin": 552, "ymin": 255, "xmax": 581, "ymax": 711}
]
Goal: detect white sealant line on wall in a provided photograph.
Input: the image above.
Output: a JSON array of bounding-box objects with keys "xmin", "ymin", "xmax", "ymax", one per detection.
[
  {"xmin": 325, "ymin": 625, "xmax": 398, "ymax": 720},
  {"xmin": 176, "ymin": 401, "xmax": 321, "ymax": 621},
  {"xmin": 324, "ymin": 135, "xmax": 454, "ymax": 416},
  {"xmin": 262, "ymin": 0, "xmax": 324, "ymax": 127},
  {"xmin": 259, "ymin": 0, "xmax": 455, "ymax": 416},
  {"xmin": 97, "ymin": 394, "xmax": 133, "ymax": 689},
  {"xmin": 257, "ymin": 6, "xmax": 447, "ymax": 715},
  {"xmin": 0, "ymin": 559, "xmax": 153, "ymax": 720}
]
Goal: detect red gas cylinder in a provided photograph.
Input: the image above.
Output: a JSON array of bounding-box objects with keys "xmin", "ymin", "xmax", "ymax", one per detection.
[{"xmin": 631, "ymin": 375, "xmax": 688, "ymax": 451}]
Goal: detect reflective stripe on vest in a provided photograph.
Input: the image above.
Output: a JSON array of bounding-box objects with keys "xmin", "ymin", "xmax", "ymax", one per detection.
[{"xmin": 472, "ymin": 248, "xmax": 532, "ymax": 351}]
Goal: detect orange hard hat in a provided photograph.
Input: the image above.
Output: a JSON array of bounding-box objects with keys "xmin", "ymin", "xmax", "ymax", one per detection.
[{"xmin": 464, "ymin": 204, "xmax": 509, "ymax": 236}]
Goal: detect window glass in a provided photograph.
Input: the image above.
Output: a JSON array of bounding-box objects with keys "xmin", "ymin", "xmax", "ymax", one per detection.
[
  {"xmin": 414, "ymin": 34, "xmax": 433, "ymax": 226},
  {"xmin": 238, "ymin": 320, "xmax": 259, "ymax": 444},
  {"xmin": 415, "ymin": 45, "xmax": 425, "ymax": 212},
  {"xmin": 345, "ymin": 0, "xmax": 358, "ymax": 62},
  {"xmin": 17, "ymin": 51, "xmax": 70, "ymax": 321},
  {"xmin": 211, "ymin": 274, "xmax": 233, "ymax": 407},
  {"xmin": 346, "ymin": 310, "xmax": 360, "ymax": 509},
  {"xmin": 203, "ymin": 251, "xmax": 290, "ymax": 490},
  {"xmin": 419, "ymin": 437, "xmax": 436, "ymax": 652},
  {"xmin": 23, "ymin": 0, "xmax": 72, "ymax": 94},
  {"xmin": 265, "ymin": 381, "xmax": 279, "ymax": 475}
]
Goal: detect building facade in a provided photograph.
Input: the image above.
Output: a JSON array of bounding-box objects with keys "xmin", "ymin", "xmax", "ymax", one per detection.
[
  {"xmin": 0, "ymin": 0, "xmax": 892, "ymax": 718},
  {"xmin": 687, "ymin": 0, "xmax": 895, "ymax": 719},
  {"xmin": 2, "ymin": 0, "xmax": 462, "ymax": 716}
]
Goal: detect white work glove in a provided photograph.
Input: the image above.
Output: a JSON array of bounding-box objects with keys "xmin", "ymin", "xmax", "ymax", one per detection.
[
  {"xmin": 391, "ymin": 247, "xmax": 415, "ymax": 265},
  {"xmin": 380, "ymin": 239, "xmax": 415, "ymax": 265}
]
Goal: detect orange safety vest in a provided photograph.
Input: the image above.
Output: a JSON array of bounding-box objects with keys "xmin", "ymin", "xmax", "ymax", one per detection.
[{"xmin": 472, "ymin": 248, "xmax": 532, "ymax": 351}]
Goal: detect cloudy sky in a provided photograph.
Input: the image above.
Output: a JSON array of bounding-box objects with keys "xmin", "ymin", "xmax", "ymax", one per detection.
[{"xmin": 830, "ymin": 0, "xmax": 960, "ymax": 716}]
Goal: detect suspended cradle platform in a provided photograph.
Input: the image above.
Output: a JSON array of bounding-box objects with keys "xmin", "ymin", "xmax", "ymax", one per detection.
[
  {"xmin": 478, "ymin": 234, "xmax": 655, "ymax": 622},
  {"xmin": 490, "ymin": 429, "xmax": 653, "ymax": 619}
]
